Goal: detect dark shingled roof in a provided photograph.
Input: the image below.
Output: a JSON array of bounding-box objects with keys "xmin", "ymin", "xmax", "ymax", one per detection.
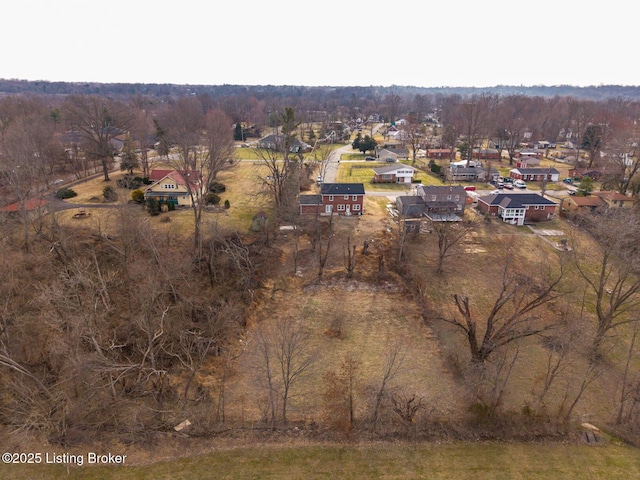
[
  {"xmin": 479, "ymin": 193, "xmax": 558, "ymax": 208},
  {"xmin": 321, "ymin": 183, "xmax": 365, "ymax": 195}
]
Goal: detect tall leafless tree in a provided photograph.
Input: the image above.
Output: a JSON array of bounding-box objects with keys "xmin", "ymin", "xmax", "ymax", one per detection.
[
  {"xmin": 63, "ymin": 95, "xmax": 131, "ymax": 181},
  {"xmin": 442, "ymin": 255, "xmax": 566, "ymax": 364},
  {"xmin": 572, "ymin": 210, "xmax": 640, "ymax": 358}
]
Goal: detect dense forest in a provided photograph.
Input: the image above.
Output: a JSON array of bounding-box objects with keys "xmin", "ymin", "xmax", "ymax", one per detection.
[{"xmin": 2, "ymin": 79, "xmax": 640, "ymax": 101}]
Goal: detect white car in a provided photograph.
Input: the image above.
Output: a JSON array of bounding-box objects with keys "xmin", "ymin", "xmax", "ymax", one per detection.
[
  {"xmin": 514, "ymin": 180, "xmax": 527, "ymax": 188},
  {"xmin": 489, "ymin": 189, "xmax": 502, "ymax": 195}
]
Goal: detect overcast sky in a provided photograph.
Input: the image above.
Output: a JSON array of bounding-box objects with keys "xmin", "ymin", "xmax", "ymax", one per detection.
[{"xmin": 2, "ymin": 1, "xmax": 636, "ymax": 88}]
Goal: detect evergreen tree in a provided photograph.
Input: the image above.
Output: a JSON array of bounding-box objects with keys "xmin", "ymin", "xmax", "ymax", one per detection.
[{"xmin": 119, "ymin": 133, "xmax": 139, "ymax": 174}]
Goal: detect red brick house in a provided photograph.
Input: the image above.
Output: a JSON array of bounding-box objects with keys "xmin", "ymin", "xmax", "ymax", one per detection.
[
  {"xmin": 568, "ymin": 168, "xmax": 602, "ymax": 181},
  {"xmin": 426, "ymin": 148, "xmax": 454, "ymax": 159},
  {"xmin": 472, "ymin": 148, "xmax": 500, "ymax": 160},
  {"xmin": 299, "ymin": 183, "xmax": 365, "ymax": 215},
  {"xmin": 509, "ymin": 167, "xmax": 560, "ymax": 182},
  {"xmin": 477, "ymin": 193, "xmax": 558, "ymax": 225}
]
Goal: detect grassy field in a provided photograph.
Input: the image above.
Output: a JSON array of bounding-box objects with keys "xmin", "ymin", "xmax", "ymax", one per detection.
[
  {"xmin": 335, "ymin": 161, "xmax": 447, "ymax": 190},
  {"xmin": 3, "ymin": 441, "xmax": 640, "ymax": 479}
]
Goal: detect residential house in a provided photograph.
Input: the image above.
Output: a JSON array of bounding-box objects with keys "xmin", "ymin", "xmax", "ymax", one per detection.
[
  {"xmin": 515, "ymin": 149, "xmax": 544, "ymax": 160},
  {"xmin": 395, "ymin": 196, "xmax": 427, "ymax": 232},
  {"xmin": 376, "ymin": 146, "xmax": 410, "ymax": 163},
  {"xmin": 144, "ymin": 169, "xmax": 204, "ymax": 208},
  {"xmin": 299, "ymin": 183, "xmax": 365, "ymax": 215},
  {"xmin": 0, "ymin": 197, "xmax": 49, "ymax": 217},
  {"xmin": 257, "ymin": 134, "xmax": 311, "ymax": 153},
  {"xmin": 416, "ymin": 185, "xmax": 466, "ymax": 221},
  {"xmin": 472, "ymin": 148, "xmax": 500, "ymax": 160},
  {"xmin": 592, "ymin": 191, "xmax": 635, "ymax": 208},
  {"xmin": 372, "ymin": 165, "xmax": 416, "ymax": 184},
  {"xmin": 509, "ymin": 167, "xmax": 560, "ymax": 182},
  {"xmin": 568, "ymin": 168, "xmax": 602, "ymax": 181},
  {"xmin": 560, "ymin": 195, "xmax": 607, "ymax": 215},
  {"xmin": 477, "ymin": 193, "xmax": 558, "ymax": 225},
  {"xmin": 515, "ymin": 156, "xmax": 542, "ymax": 168},
  {"xmin": 447, "ymin": 163, "xmax": 496, "ymax": 183},
  {"xmin": 426, "ymin": 148, "xmax": 454, "ymax": 159},
  {"xmin": 298, "ymin": 194, "xmax": 323, "ymax": 215}
]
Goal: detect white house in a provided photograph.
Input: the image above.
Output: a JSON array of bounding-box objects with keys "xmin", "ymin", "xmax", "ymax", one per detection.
[{"xmin": 372, "ymin": 165, "xmax": 416, "ymax": 184}]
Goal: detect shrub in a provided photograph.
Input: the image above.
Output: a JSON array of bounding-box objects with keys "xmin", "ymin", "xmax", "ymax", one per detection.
[
  {"xmin": 103, "ymin": 185, "xmax": 117, "ymax": 201},
  {"xmin": 54, "ymin": 187, "xmax": 77, "ymax": 199},
  {"xmin": 209, "ymin": 181, "xmax": 226, "ymax": 193},
  {"xmin": 205, "ymin": 193, "xmax": 221, "ymax": 205},
  {"xmin": 146, "ymin": 198, "xmax": 160, "ymax": 216},
  {"xmin": 131, "ymin": 189, "xmax": 145, "ymax": 204},
  {"xmin": 117, "ymin": 176, "xmax": 145, "ymax": 189},
  {"xmin": 224, "ymin": 199, "xmax": 230, "ymax": 209}
]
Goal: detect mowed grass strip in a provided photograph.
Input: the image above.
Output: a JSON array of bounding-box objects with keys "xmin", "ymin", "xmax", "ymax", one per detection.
[
  {"xmin": 336, "ymin": 162, "xmax": 446, "ymax": 190},
  {"xmin": 3, "ymin": 442, "xmax": 639, "ymax": 479}
]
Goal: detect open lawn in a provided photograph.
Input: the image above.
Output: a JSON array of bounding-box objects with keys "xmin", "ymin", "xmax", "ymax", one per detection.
[
  {"xmin": 2, "ymin": 441, "xmax": 639, "ymax": 479},
  {"xmin": 335, "ymin": 161, "xmax": 447, "ymax": 190}
]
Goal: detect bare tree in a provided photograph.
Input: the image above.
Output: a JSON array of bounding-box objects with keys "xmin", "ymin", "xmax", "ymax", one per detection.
[
  {"xmin": 344, "ymin": 236, "xmax": 357, "ymax": 279},
  {"xmin": 254, "ymin": 107, "xmax": 303, "ymax": 219},
  {"xmin": 156, "ymin": 101, "xmax": 236, "ymax": 256},
  {"xmin": 442, "ymin": 255, "xmax": 566, "ymax": 364},
  {"xmin": 371, "ymin": 339, "xmax": 407, "ymax": 431},
  {"xmin": 430, "ymin": 217, "xmax": 475, "ymax": 274},
  {"xmin": 63, "ymin": 95, "xmax": 131, "ymax": 181},
  {"xmin": 573, "ymin": 210, "xmax": 640, "ymax": 358},
  {"xmin": 254, "ymin": 316, "xmax": 316, "ymax": 426}
]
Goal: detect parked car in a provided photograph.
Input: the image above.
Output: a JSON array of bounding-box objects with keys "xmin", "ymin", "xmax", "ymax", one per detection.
[
  {"xmin": 563, "ymin": 178, "xmax": 573, "ymax": 184},
  {"xmin": 464, "ymin": 186, "xmax": 476, "ymax": 191},
  {"xmin": 514, "ymin": 180, "xmax": 527, "ymax": 188},
  {"xmin": 504, "ymin": 183, "xmax": 514, "ymax": 190},
  {"xmin": 365, "ymin": 156, "xmax": 375, "ymax": 161}
]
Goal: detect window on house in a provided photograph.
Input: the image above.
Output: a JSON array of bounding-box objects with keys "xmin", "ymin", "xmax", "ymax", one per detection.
[
  {"xmin": 329, "ymin": 195, "xmax": 334, "ymax": 201},
  {"xmin": 344, "ymin": 195, "xmax": 349, "ymax": 200},
  {"xmin": 353, "ymin": 204, "xmax": 360, "ymax": 211},
  {"xmin": 337, "ymin": 204, "xmax": 345, "ymax": 211},
  {"xmin": 540, "ymin": 206, "xmax": 545, "ymax": 210},
  {"xmin": 352, "ymin": 195, "xmax": 358, "ymax": 201},
  {"xmin": 431, "ymin": 195, "xmax": 437, "ymax": 201}
]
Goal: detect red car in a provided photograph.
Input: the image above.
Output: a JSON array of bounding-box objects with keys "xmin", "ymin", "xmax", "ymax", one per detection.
[{"xmin": 464, "ymin": 186, "xmax": 476, "ymax": 191}]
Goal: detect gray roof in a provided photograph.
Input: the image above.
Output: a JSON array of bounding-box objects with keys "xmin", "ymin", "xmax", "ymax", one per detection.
[
  {"xmin": 417, "ymin": 185, "xmax": 467, "ymax": 196},
  {"xmin": 374, "ymin": 165, "xmax": 416, "ymax": 174},
  {"xmin": 479, "ymin": 193, "xmax": 558, "ymax": 208},
  {"xmin": 512, "ymin": 168, "xmax": 560, "ymax": 175},
  {"xmin": 396, "ymin": 196, "xmax": 425, "ymax": 217},
  {"xmin": 299, "ymin": 194, "xmax": 322, "ymax": 205},
  {"xmin": 321, "ymin": 183, "xmax": 365, "ymax": 195}
]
